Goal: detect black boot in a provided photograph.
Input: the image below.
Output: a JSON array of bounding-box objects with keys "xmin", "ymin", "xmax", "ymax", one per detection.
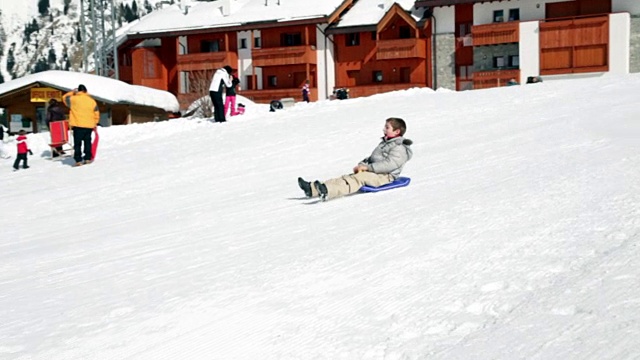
[
  {"xmin": 298, "ymin": 177, "xmax": 312, "ymax": 198},
  {"xmin": 314, "ymin": 181, "xmax": 328, "ymax": 201}
]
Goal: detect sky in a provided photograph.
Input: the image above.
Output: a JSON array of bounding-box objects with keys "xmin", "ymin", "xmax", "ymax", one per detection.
[{"xmin": 1, "ymin": 73, "xmax": 640, "ymax": 359}]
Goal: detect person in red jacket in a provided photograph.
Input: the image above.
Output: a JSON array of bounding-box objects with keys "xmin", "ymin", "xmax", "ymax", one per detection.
[{"xmin": 13, "ymin": 130, "xmax": 32, "ymax": 170}]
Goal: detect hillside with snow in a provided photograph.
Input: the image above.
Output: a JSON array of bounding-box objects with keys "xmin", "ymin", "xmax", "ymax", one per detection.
[
  {"xmin": 1, "ymin": 74, "xmax": 639, "ymax": 359},
  {"xmin": 0, "ymin": 0, "xmax": 165, "ymax": 82}
]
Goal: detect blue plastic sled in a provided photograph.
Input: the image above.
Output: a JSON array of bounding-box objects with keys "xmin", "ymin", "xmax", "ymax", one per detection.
[{"xmin": 359, "ymin": 177, "xmax": 411, "ymax": 193}]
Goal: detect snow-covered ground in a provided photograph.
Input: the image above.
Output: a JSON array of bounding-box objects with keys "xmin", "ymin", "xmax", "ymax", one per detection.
[{"xmin": 1, "ymin": 74, "xmax": 639, "ymax": 359}]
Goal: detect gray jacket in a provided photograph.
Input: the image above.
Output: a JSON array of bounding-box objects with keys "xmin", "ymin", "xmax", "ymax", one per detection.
[{"xmin": 360, "ymin": 136, "xmax": 413, "ymax": 178}]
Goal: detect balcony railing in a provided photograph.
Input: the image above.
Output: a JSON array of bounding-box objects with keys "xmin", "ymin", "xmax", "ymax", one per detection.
[
  {"xmin": 376, "ymin": 38, "xmax": 426, "ymax": 60},
  {"xmin": 472, "ymin": 22, "xmax": 519, "ymax": 46},
  {"xmin": 240, "ymin": 88, "xmax": 314, "ymax": 103},
  {"xmin": 340, "ymin": 83, "xmax": 425, "ymax": 99},
  {"xmin": 252, "ymin": 45, "xmax": 316, "ymax": 67},
  {"xmin": 473, "ymin": 69, "xmax": 520, "ymax": 89},
  {"xmin": 177, "ymin": 51, "xmax": 234, "ymax": 71}
]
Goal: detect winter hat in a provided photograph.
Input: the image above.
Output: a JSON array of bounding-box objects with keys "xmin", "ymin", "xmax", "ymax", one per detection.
[
  {"xmin": 78, "ymin": 84, "xmax": 87, "ymax": 92},
  {"xmin": 223, "ymin": 65, "xmax": 234, "ymax": 74}
]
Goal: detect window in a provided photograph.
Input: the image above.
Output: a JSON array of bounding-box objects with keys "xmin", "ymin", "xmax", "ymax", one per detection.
[
  {"xmin": 399, "ymin": 26, "xmax": 411, "ymax": 39},
  {"xmin": 346, "ymin": 33, "xmax": 360, "ymax": 46},
  {"xmin": 459, "ymin": 65, "xmax": 473, "ymax": 80},
  {"xmin": 200, "ymin": 40, "xmax": 220, "ymax": 52},
  {"xmin": 371, "ymin": 31, "xmax": 377, "ymax": 41},
  {"xmin": 493, "ymin": 56, "xmax": 505, "ymax": 68},
  {"xmin": 281, "ymin": 33, "xmax": 302, "ymax": 46},
  {"xmin": 493, "ymin": 10, "xmax": 504, "ymax": 22},
  {"xmin": 373, "ymin": 71, "xmax": 383, "ymax": 83},
  {"xmin": 143, "ymin": 51, "xmax": 158, "ymax": 78},
  {"xmin": 268, "ymin": 75, "xmax": 278, "ymax": 87},
  {"xmin": 254, "ymin": 37, "xmax": 262, "ymax": 48},
  {"xmin": 509, "ymin": 55, "xmax": 519, "ymax": 67},
  {"xmin": 240, "ymin": 38, "xmax": 247, "ymax": 49},
  {"xmin": 179, "ymin": 71, "xmax": 190, "ymax": 94},
  {"xmin": 509, "ymin": 9, "xmax": 520, "ymax": 21},
  {"xmin": 121, "ymin": 53, "xmax": 132, "ymax": 66},
  {"xmin": 457, "ymin": 23, "xmax": 471, "ymax": 37}
]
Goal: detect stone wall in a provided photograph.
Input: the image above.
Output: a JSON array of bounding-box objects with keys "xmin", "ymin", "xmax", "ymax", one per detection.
[
  {"xmin": 434, "ymin": 33, "xmax": 456, "ymax": 90},
  {"xmin": 473, "ymin": 44, "xmax": 519, "ymax": 71},
  {"xmin": 630, "ymin": 16, "xmax": 640, "ymax": 73}
]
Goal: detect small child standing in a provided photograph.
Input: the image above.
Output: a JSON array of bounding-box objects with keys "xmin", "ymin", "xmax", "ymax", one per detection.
[
  {"xmin": 13, "ymin": 130, "xmax": 32, "ymax": 170},
  {"xmin": 298, "ymin": 117, "xmax": 413, "ymax": 201},
  {"xmin": 224, "ymin": 74, "xmax": 242, "ymax": 117},
  {"xmin": 302, "ymin": 80, "xmax": 310, "ymax": 103}
]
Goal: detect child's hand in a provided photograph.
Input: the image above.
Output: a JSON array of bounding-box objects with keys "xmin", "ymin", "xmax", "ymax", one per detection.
[
  {"xmin": 353, "ymin": 165, "xmax": 368, "ymax": 173},
  {"xmin": 28, "ymin": 150, "xmax": 33, "ymax": 155}
]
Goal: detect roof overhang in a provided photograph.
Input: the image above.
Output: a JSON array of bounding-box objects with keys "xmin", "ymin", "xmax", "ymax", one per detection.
[
  {"xmin": 378, "ymin": 3, "xmax": 419, "ymax": 33},
  {"xmin": 325, "ymin": 24, "xmax": 377, "ymax": 35},
  {"xmin": 127, "ymin": 16, "xmax": 335, "ymax": 40},
  {"xmin": 415, "ymin": 0, "xmax": 491, "ymax": 7},
  {"xmin": 0, "ymin": 81, "xmax": 164, "ymax": 110}
]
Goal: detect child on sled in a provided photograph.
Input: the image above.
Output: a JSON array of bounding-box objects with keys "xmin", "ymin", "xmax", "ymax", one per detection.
[{"xmin": 298, "ymin": 117, "xmax": 413, "ymax": 201}]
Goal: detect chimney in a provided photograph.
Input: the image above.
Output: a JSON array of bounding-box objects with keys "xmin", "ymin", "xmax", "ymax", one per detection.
[
  {"xmin": 178, "ymin": 0, "xmax": 190, "ymax": 14},
  {"xmin": 219, "ymin": 0, "xmax": 231, "ymax": 16}
]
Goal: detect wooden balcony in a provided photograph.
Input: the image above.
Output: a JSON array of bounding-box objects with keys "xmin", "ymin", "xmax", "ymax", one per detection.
[
  {"xmin": 473, "ymin": 69, "xmax": 520, "ymax": 89},
  {"xmin": 252, "ymin": 45, "xmax": 316, "ymax": 67},
  {"xmin": 376, "ymin": 38, "xmax": 426, "ymax": 60},
  {"xmin": 341, "ymin": 83, "xmax": 425, "ymax": 99},
  {"xmin": 240, "ymin": 88, "xmax": 315, "ymax": 104},
  {"xmin": 177, "ymin": 51, "xmax": 234, "ymax": 71},
  {"xmin": 472, "ymin": 22, "xmax": 519, "ymax": 46}
]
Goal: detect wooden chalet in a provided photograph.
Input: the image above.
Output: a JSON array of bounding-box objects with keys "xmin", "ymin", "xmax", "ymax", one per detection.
[
  {"xmin": 327, "ymin": 2, "xmax": 432, "ymax": 99},
  {"xmin": 0, "ymin": 71, "xmax": 179, "ymax": 134},
  {"xmin": 118, "ymin": 0, "xmax": 353, "ymax": 109},
  {"xmin": 118, "ymin": 0, "xmax": 639, "ymax": 107},
  {"xmin": 416, "ymin": 0, "xmax": 637, "ymax": 90}
]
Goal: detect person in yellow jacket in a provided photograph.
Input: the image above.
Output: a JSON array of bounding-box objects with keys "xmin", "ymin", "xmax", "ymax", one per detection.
[{"xmin": 63, "ymin": 84, "xmax": 99, "ymax": 166}]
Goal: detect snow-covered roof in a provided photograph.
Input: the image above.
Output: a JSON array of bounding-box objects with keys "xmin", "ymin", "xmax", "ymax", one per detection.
[
  {"xmin": 126, "ymin": 0, "xmax": 348, "ymax": 36},
  {"xmin": 333, "ymin": 0, "xmax": 425, "ymax": 29},
  {"xmin": 0, "ymin": 70, "xmax": 179, "ymax": 112}
]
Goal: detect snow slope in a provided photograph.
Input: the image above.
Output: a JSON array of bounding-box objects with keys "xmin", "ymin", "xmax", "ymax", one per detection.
[{"xmin": 1, "ymin": 74, "xmax": 639, "ymax": 359}]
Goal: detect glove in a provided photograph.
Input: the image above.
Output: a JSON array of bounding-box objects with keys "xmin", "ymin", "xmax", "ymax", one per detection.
[{"xmin": 28, "ymin": 150, "xmax": 33, "ymax": 155}]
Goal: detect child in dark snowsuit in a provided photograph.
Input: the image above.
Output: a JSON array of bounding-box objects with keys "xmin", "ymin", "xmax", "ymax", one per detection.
[
  {"xmin": 13, "ymin": 130, "xmax": 32, "ymax": 170},
  {"xmin": 302, "ymin": 80, "xmax": 310, "ymax": 102}
]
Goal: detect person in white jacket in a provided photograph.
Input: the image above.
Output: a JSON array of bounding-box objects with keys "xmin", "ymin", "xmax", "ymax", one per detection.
[
  {"xmin": 209, "ymin": 65, "xmax": 234, "ymax": 123},
  {"xmin": 0, "ymin": 125, "xmax": 10, "ymax": 159}
]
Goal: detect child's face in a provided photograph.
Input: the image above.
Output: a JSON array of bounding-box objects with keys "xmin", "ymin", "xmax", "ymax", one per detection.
[{"xmin": 383, "ymin": 122, "xmax": 400, "ymax": 138}]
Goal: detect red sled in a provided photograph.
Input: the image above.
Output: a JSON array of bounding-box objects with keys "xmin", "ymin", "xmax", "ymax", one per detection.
[
  {"xmin": 91, "ymin": 127, "xmax": 99, "ymax": 161},
  {"xmin": 48, "ymin": 120, "xmax": 73, "ymax": 160}
]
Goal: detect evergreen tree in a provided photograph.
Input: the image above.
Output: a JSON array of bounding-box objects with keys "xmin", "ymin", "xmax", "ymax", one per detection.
[
  {"xmin": 64, "ymin": 0, "xmax": 72, "ymax": 15},
  {"xmin": 144, "ymin": 0, "xmax": 153, "ymax": 14},
  {"xmin": 7, "ymin": 44, "xmax": 16, "ymax": 77},
  {"xmin": 0, "ymin": 72, "xmax": 4, "ymax": 85},
  {"xmin": 34, "ymin": 57, "xmax": 49, "ymax": 73},
  {"xmin": 118, "ymin": 3, "xmax": 126, "ymax": 27},
  {"xmin": 48, "ymin": 47, "xmax": 57, "ymax": 66},
  {"xmin": 32, "ymin": 19, "xmax": 40, "ymax": 34},
  {"xmin": 124, "ymin": 4, "xmax": 135, "ymax": 22},
  {"xmin": 38, "ymin": 0, "xmax": 50, "ymax": 16},
  {"xmin": 131, "ymin": 0, "xmax": 139, "ymax": 20},
  {"xmin": 76, "ymin": 27, "xmax": 82, "ymax": 43},
  {"xmin": 0, "ymin": 10, "xmax": 5, "ymax": 58}
]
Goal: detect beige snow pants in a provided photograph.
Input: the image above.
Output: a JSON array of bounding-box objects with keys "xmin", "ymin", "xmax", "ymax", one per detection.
[{"xmin": 312, "ymin": 171, "xmax": 395, "ymax": 200}]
